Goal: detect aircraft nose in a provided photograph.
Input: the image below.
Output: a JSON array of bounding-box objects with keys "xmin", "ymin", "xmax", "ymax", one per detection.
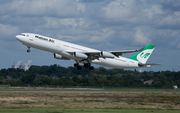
[{"xmin": 15, "ymin": 35, "xmax": 21, "ymax": 40}]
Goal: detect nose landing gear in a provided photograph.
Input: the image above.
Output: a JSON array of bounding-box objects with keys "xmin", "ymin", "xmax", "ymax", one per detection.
[{"xmin": 27, "ymin": 46, "xmax": 31, "ymax": 53}]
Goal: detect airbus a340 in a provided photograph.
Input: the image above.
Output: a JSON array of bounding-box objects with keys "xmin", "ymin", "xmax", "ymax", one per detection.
[{"xmin": 16, "ymin": 33, "xmax": 160, "ymax": 70}]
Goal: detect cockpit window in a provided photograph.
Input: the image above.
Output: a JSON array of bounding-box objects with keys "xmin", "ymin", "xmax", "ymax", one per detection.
[{"xmin": 20, "ymin": 34, "xmax": 25, "ymax": 36}]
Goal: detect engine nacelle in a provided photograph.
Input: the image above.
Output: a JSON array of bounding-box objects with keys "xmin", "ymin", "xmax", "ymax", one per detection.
[
  {"xmin": 101, "ymin": 51, "xmax": 115, "ymax": 58},
  {"xmin": 74, "ymin": 52, "xmax": 88, "ymax": 59},
  {"xmin": 54, "ymin": 53, "xmax": 70, "ymax": 60}
]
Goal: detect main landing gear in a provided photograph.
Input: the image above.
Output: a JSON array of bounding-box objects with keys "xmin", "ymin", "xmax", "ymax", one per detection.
[
  {"xmin": 27, "ymin": 46, "xmax": 31, "ymax": 53},
  {"xmin": 74, "ymin": 63, "xmax": 82, "ymax": 70},
  {"xmin": 74, "ymin": 63, "xmax": 94, "ymax": 70},
  {"xmin": 84, "ymin": 63, "xmax": 94, "ymax": 70}
]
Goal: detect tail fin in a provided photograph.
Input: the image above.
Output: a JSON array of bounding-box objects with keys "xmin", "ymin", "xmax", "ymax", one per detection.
[{"xmin": 128, "ymin": 44, "xmax": 155, "ymax": 63}]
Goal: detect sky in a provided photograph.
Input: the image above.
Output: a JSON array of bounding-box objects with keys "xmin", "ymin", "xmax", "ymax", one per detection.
[{"xmin": 0, "ymin": 0, "xmax": 180, "ymax": 72}]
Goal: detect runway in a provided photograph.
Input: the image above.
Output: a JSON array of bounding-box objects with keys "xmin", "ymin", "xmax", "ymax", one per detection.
[
  {"xmin": 0, "ymin": 90, "xmax": 180, "ymax": 94},
  {"xmin": 0, "ymin": 90, "xmax": 107, "ymax": 93}
]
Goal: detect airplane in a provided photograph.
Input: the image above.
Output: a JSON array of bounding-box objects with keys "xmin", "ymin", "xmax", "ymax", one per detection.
[{"xmin": 16, "ymin": 33, "xmax": 160, "ymax": 70}]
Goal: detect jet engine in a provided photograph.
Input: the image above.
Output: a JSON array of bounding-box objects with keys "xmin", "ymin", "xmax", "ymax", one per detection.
[
  {"xmin": 53, "ymin": 53, "xmax": 70, "ymax": 60},
  {"xmin": 101, "ymin": 51, "xmax": 115, "ymax": 58},
  {"xmin": 74, "ymin": 52, "xmax": 88, "ymax": 59}
]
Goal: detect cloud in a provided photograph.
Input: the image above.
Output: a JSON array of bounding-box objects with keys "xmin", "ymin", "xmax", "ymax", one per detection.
[
  {"xmin": 89, "ymin": 28, "xmax": 115, "ymax": 42},
  {"xmin": 101, "ymin": 0, "xmax": 136, "ymax": 23},
  {"xmin": 0, "ymin": 0, "xmax": 179, "ymax": 47},
  {"xmin": 75, "ymin": 0, "xmax": 86, "ymax": 12},
  {"xmin": 134, "ymin": 28, "xmax": 151, "ymax": 45},
  {"xmin": 0, "ymin": 0, "xmax": 83, "ymax": 17},
  {"xmin": 144, "ymin": 5, "xmax": 164, "ymax": 18},
  {"xmin": 0, "ymin": 23, "xmax": 19, "ymax": 39},
  {"xmin": 157, "ymin": 11, "xmax": 180, "ymax": 29},
  {"xmin": 0, "ymin": 0, "xmax": 180, "ymax": 71},
  {"xmin": 158, "ymin": 0, "xmax": 180, "ymax": 11}
]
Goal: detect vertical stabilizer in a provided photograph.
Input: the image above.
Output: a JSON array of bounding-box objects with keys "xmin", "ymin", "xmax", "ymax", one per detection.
[{"xmin": 128, "ymin": 44, "xmax": 155, "ymax": 63}]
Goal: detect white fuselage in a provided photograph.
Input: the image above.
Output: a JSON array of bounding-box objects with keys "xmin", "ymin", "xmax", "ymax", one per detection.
[{"xmin": 16, "ymin": 33, "xmax": 140, "ymax": 69}]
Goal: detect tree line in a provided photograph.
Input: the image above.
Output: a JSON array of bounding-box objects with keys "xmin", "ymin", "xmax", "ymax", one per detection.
[{"xmin": 0, "ymin": 64, "xmax": 180, "ymax": 88}]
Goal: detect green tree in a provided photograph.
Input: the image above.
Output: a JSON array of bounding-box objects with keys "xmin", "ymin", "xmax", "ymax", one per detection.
[
  {"xmin": 72, "ymin": 75, "xmax": 79, "ymax": 84},
  {"xmin": 20, "ymin": 73, "xmax": 36, "ymax": 84},
  {"xmin": 177, "ymin": 81, "xmax": 180, "ymax": 88},
  {"xmin": 0, "ymin": 76, "xmax": 5, "ymax": 84},
  {"xmin": 153, "ymin": 81, "xmax": 163, "ymax": 87},
  {"xmin": 33, "ymin": 74, "xmax": 50, "ymax": 85}
]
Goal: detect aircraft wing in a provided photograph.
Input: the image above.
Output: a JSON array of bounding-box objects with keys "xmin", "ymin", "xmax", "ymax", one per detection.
[
  {"xmin": 109, "ymin": 47, "xmax": 145, "ymax": 56},
  {"xmin": 65, "ymin": 46, "xmax": 145, "ymax": 59},
  {"xmin": 65, "ymin": 50, "xmax": 101, "ymax": 56},
  {"xmin": 84, "ymin": 47, "xmax": 145, "ymax": 57}
]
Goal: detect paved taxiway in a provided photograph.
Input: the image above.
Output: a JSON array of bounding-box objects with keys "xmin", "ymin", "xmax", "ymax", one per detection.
[{"xmin": 0, "ymin": 90, "xmax": 180, "ymax": 94}]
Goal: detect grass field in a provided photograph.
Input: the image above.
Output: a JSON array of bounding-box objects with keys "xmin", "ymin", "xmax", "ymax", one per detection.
[
  {"xmin": 0, "ymin": 87, "xmax": 180, "ymax": 113},
  {"xmin": 0, "ymin": 109, "xmax": 180, "ymax": 113},
  {"xmin": 0, "ymin": 86, "xmax": 180, "ymax": 93}
]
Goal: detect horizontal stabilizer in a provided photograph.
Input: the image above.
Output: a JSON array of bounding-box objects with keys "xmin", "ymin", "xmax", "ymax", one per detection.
[{"xmin": 138, "ymin": 63, "xmax": 162, "ymax": 67}]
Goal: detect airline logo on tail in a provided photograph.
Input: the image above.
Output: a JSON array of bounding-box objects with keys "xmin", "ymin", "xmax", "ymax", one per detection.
[
  {"xmin": 140, "ymin": 52, "xmax": 150, "ymax": 58},
  {"xmin": 128, "ymin": 44, "xmax": 155, "ymax": 64},
  {"xmin": 136, "ymin": 49, "xmax": 154, "ymax": 63}
]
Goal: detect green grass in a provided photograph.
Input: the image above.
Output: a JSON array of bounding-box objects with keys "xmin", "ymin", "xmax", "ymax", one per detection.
[
  {"xmin": 0, "ymin": 91, "xmax": 180, "ymax": 110},
  {"xmin": 0, "ymin": 91, "xmax": 180, "ymax": 111},
  {"xmin": 0, "ymin": 87, "xmax": 180, "ymax": 93},
  {"xmin": 0, "ymin": 85, "xmax": 9, "ymax": 87},
  {"xmin": 104, "ymin": 88, "xmax": 180, "ymax": 93},
  {"xmin": 0, "ymin": 109, "xmax": 180, "ymax": 113}
]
